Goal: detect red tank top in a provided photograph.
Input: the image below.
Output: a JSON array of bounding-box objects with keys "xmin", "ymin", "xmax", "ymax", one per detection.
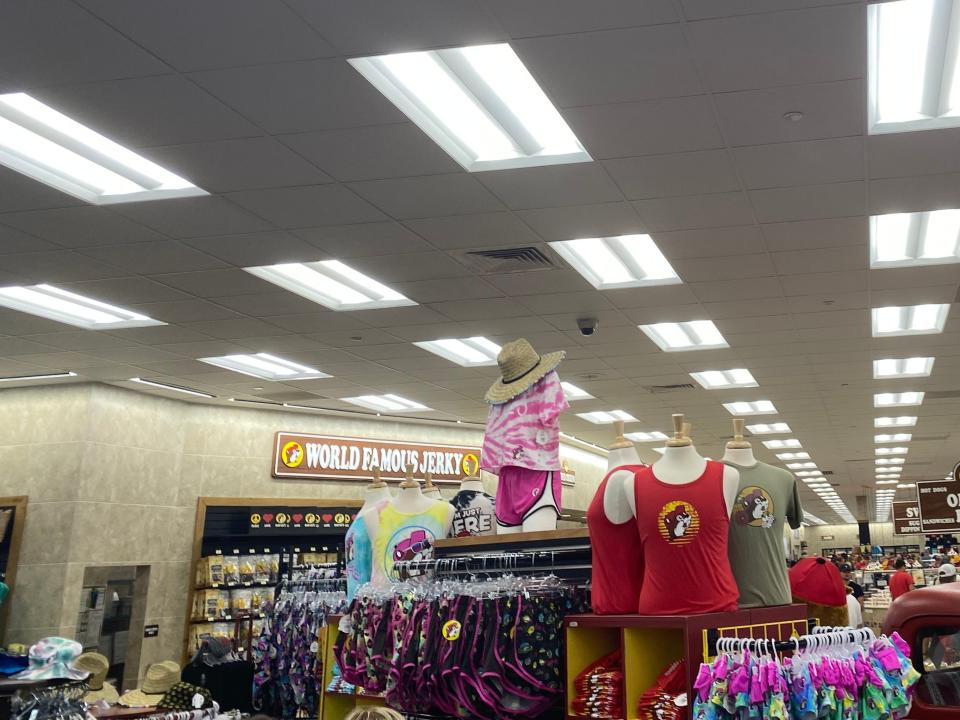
[
  {"xmin": 634, "ymin": 461, "xmax": 739, "ymax": 615},
  {"xmin": 587, "ymin": 465, "xmax": 646, "ymax": 615}
]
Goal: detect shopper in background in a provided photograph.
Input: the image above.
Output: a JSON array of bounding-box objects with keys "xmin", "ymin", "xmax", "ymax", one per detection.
[
  {"xmin": 939, "ymin": 563, "xmax": 957, "ymax": 584},
  {"xmin": 840, "ymin": 563, "xmax": 864, "ymax": 606},
  {"xmin": 889, "ymin": 558, "xmax": 914, "ymax": 600},
  {"xmin": 845, "ymin": 586, "xmax": 863, "ymax": 628}
]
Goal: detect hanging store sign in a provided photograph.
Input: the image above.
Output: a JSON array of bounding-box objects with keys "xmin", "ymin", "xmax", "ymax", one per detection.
[
  {"xmin": 271, "ymin": 431, "xmax": 480, "ymax": 483},
  {"xmin": 892, "ymin": 501, "xmax": 922, "ymax": 536},
  {"xmin": 917, "ymin": 463, "xmax": 960, "ymax": 533}
]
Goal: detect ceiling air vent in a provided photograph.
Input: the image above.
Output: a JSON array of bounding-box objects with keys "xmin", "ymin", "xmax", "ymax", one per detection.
[
  {"xmin": 924, "ymin": 390, "xmax": 960, "ymax": 400},
  {"xmin": 457, "ymin": 246, "xmax": 554, "ymax": 274},
  {"xmin": 642, "ymin": 383, "xmax": 697, "ymax": 394}
]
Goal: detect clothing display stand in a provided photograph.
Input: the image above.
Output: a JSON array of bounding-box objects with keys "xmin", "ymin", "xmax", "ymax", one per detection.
[{"xmin": 564, "ymin": 605, "xmax": 809, "ymax": 720}]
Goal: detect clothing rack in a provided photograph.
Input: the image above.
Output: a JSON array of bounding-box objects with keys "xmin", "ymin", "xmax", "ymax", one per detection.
[
  {"xmin": 708, "ymin": 625, "xmax": 876, "ymax": 657},
  {"xmin": 394, "ymin": 544, "xmax": 592, "ymax": 581}
]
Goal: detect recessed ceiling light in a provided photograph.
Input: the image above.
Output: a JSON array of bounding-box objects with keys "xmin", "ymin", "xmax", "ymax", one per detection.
[
  {"xmin": 875, "ymin": 433, "xmax": 913, "ymax": 443},
  {"xmin": 245, "ymin": 260, "xmax": 415, "ymax": 311},
  {"xmin": 349, "ymin": 43, "xmax": 590, "ymax": 171},
  {"xmin": 199, "ymin": 353, "xmax": 331, "ymax": 381},
  {"xmin": 745, "ymin": 422, "xmax": 791, "ymax": 434},
  {"xmin": 576, "ymin": 410, "xmax": 638, "ymax": 424},
  {"xmin": 786, "ymin": 461, "xmax": 818, "ymax": 469},
  {"xmin": 897, "ymin": 483, "xmax": 916, "ymax": 488},
  {"xmin": 342, "ymin": 394, "xmax": 430, "ymax": 413},
  {"xmin": 876, "ymin": 479, "xmax": 901, "ymax": 485},
  {"xmin": 807, "ymin": 483, "xmax": 832, "ymax": 489},
  {"xmin": 871, "ymin": 210, "xmax": 960, "ymax": 267},
  {"xmin": 876, "ymin": 457, "xmax": 906, "ymax": 465},
  {"xmin": 804, "ymin": 512, "xmax": 826, "ymax": 525},
  {"xmin": 625, "ymin": 431, "xmax": 669, "ymax": 442},
  {"xmin": 872, "ymin": 304, "xmax": 949, "ymax": 336},
  {"xmin": 723, "ymin": 401, "xmax": 777, "ymax": 416},
  {"xmin": 763, "ymin": 439, "xmax": 802, "ymax": 449},
  {"xmin": 560, "ymin": 381, "xmax": 593, "ymax": 400},
  {"xmin": 0, "ymin": 93, "xmax": 205, "ymax": 204},
  {"xmin": 776, "ymin": 451, "xmax": 811, "ymax": 460},
  {"xmin": 414, "ymin": 337, "xmax": 501, "ymax": 367},
  {"xmin": 876, "ymin": 473, "xmax": 902, "ymax": 479},
  {"xmin": 129, "ymin": 377, "xmax": 214, "ymax": 398},
  {"xmin": 875, "ymin": 416, "xmax": 918, "ymax": 427},
  {"xmin": 873, "ymin": 356, "xmax": 935, "ymax": 378},
  {"xmin": 801, "ymin": 474, "xmax": 826, "ymax": 481},
  {"xmin": 868, "ymin": 0, "xmax": 960, "ymax": 134},
  {"xmin": 690, "ymin": 369, "xmax": 758, "ymax": 390},
  {"xmin": 550, "ymin": 235, "xmax": 680, "ymax": 290},
  {"xmin": 637, "ymin": 320, "xmax": 728, "ymax": 352},
  {"xmin": 0, "ymin": 283, "xmax": 164, "ymax": 330},
  {"xmin": 876, "ymin": 446, "xmax": 910, "ymax": 456},
  {"xmin": 878, "ymin": 465, "xmax": 904, "ymax": 473},
  {"xmin": 0, "ymin": 371, "xmax": 78, "ymax": 382},
  {"xmin": 874, "ymin": 391, "xmax": 924, "ymax": 407}
]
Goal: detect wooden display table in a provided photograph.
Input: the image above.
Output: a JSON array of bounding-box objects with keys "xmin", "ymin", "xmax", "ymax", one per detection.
[{"xmin": 565, "ymin": 605, "xmax": 810, "ymax": 720}]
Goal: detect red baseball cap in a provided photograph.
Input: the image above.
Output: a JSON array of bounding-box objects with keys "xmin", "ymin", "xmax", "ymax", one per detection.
[{"xmin": 789, "ymin": 557, "xmax": 847, "ymax": 607}]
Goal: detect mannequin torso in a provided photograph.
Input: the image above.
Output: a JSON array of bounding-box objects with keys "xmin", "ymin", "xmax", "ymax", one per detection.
[
  {"xmin": 359, "ymin": 485, "xmax": 393, "ymax": 515},
  {"xmin": 606, "ymin": 446, "xmax": 642, "ymax": 472},
  {"xmin": 722, "ymin": 447, "xmax": 757, "ymax": 468},
  {"xmin": 629, "ymin": 444, "xmax": 738, "ymax": 517},
  {"xmin": 460, "ymin": 478, "xmax": 485, "ymax": 493}
]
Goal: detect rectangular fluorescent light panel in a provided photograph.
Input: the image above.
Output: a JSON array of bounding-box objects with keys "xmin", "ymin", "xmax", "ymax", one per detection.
[
  {"xmin": 129, "ymin": 377, "xmax": 214, "ymax": 398},
  {"xmin": 199, "ymin": 353, "xmax": 330, "ymax": 381},
  {"xmin": 804, "ymin": 512, "xmax": 825, "ymax": 525},
  {"xmin": 245, "ymin": 260, "xmax": 415, "ymax": 311},
  {"xmin": 875, "ymin": 415, "xmax": 918, "ymax": 427},
  {"xmin": 625, "ymin": 431, "xmax": 669, "ymax": 442},
  {"xmin": 723, "ymin": 400, "xmax": 776, "ymax": 416},
  {"xmin": 414, "ymin": 337, "xmax": 501, "ymax": 367},
  {"xmin": 576, "ymin": 410, "xmax": 638, "ymax": 424},
  {"xmin": 763, "ymin": 439, "xmax": 802, "ymax": 449},
  {"xmin": 550, "ymin": 235, "xmax": 680, "ymax": 290},
  {"xmin": 873, "ymin": 356, "xmax": 935, "ymax": 378},
  {"xmin": 638, "ymin": 320, "xmax": 728, "ymax": 352},
  {"xmin": 874, "ymin": 391, "xmax": 924, "ymax": 407},
  {"xmin": 898, "ymin": 483, "xmax": 916, "ymax": 488},
  {"xmin": 0, "ymin": 93, "xmax": 205, "ymax": 204},
  {"xmin": 872, "ymin": 304, "xmax": 949, "ymax": 336},
  {"xmin": 871, "ymin": 210, "xmax": 960, "ymax": 267},
  {"xmin": 786, "ymin": 461, "xmax": 817, "ymax": 469},
  {"xmin": 349, "ymin": 43, "xmax": 590, "ymax": 172},
  {"xmin": 746, "ymin": 422, "xmax": 791, "ymax": 434},
  {"xmin": 875, "ymin": 433, "xmax": 913, "ymax": 443},
  {"xmin": 876, "ymin": 446, "xmax": 909, "ymax": 455},
  {"xmin": 690, "ymin": 369, "xmax": 758, "ymax": 390},
  {"xmin": 776, "ymin": 452, "xmax": 811, "ymax": 460},
  {"xmin": 876, "ymin": 474, "xmax": 901, "ymax": 480},
  {"xmin": 342, "ymin": 394, "xmax": 430, "ymax": 413},
  {"xmin": 0, "ymin": 284, "xmax": 164, "ymax": 329},
  {"xmin": 799, "ymin": 472, "xmax": 825, "ymax": 479},
  {"xmin": 560, "ymin": 381, "xmax": 593, "ymax": 400},
  {"xmin": 868, "ymin": 0, "xmax": 960, "ymax": 134},
  {"xmin": 0, "ymin": 371, "xmax": 77, "ymax": 382},
  {"xmin": 877, "ymin": 457, "xmax": 906, "ymax": 465}
]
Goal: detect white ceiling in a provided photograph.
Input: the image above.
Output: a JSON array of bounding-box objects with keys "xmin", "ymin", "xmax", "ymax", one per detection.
[{"xmin": 2, "ymin": 0, "xmax": 960, "ymax": 523}]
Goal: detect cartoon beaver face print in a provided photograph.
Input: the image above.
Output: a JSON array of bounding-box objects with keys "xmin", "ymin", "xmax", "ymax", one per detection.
[
  {"xmin": 657, "ymin": 500, "xmax": 701, "ymax": 545},
  {"xmin": 734, "ymin": 486, "xmax": 775, "ymax": 528}
]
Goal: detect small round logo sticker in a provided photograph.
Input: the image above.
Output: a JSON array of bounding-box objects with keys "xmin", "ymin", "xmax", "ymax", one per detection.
[
  {"xmin": 442, "ymin": 620, "xmax": 462, "ymax": 641},
  {"xmin": 281, "ymin": 441, "xmax": 305, "ymax": 468},
  {"xmin": 461, "ymin": 453, "xmax": 480, "ymax": 476}
]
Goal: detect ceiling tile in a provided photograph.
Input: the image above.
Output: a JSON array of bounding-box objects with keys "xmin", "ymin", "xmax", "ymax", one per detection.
[
  {"xmin": 143, "ymin": 137, "xmax": 332, "ymax": 193},
  {"xmin": 761, "ymin": 216, "xmax": 867, "ymax": 252},
  {"xmin": 604, "ymin": 284, "xmax": 700, "ymax": 309},
  {"xmin": 477, "ymin": 163, "xmax": 623, "ymax": 210},
  {"xmin": 749, "ymin": 181, "xmax": 865, "ymax": 223},
  {"xmin": 654, "ymin": 225, "xmax": 765, "ymax": 259},
  {"xmin": 771, "ymin": 246, "xmax": 867, "ymax": 274},
  {"xmin": 349, "ymin": 174, "xmax": 505, "ymax": 219},
  {"xmin": 395, "ymin": 277, "xmax": 503, "ymax": 304},
  {"xmin": 111, "ymin": 196, "xmax": 272, "ymax": 239},
  {"xmin": 713, "ymin": 80, "xmax": 864, "ymax": 147},
  {"xmin": 517, "ymin": 202, "xmax": 645, "ymax": 241},
  {"xmin": 690, "ymin": 276, "xmax": 784, "ymax": 302},
  {"xmin": 0, "ymin": 0, "xmax": 168, "ymax": 86},
  {"xmin": 33, "ymin": 75, "xmax": 260, "ymax": 148},
  {"xmin": 286, "ymin": 0, "xmax": 506, "ymax": 55},
  {"xmin": 77, "ymin": 0, "xmax": 336, "ymax": 71},
  {"xmin": 702, "ymin": 296, "xmax": 790, "ymax": 318},
  {"xmin": 59, "ymin": 276, "xmax": 191, "ymax": 305},
  {"xmin": 128, "ymin": 299, "xmax": 244, "ymax": 324},
  {"xmin": 278, "ymin": 124, "xmax": 460, "ymax": 182},
  {"xmin": 189, "ymin": 59, "xmax": 406, "ymax": 135},
  {"xmin": 265, "ymin": 312, "xmax": 371, "ymax": 334},
  {"xmin": 347, "ymin": 306, "xmax": 452, "ymax": 329},
  {"xmin": 633, "ymin": 191, "xmax": 754, "ymax": 231},
  {"xmin": 23, "ymin": 331, "xmax": 137, "ymax": 352},
  {"xmin": 868, "ymin": 127, "xmax": 960, "ymax": 180},
  {"xmin": 565, "ymin": 96, "xmax": 723, "ymax": 159},
  {"xmin": 485, "ymin": 269, "xmax": 592, "ymax": 297},
  {"xmin": 517, "ymin": 291, "xmax": 616, "ymax": 315},
  {"xmin": 403, "ymin": 212, "xmax": 541, "ymax": 250},
  {"xmin": 347, "ymin": 252, "xmax": 471, "ymax": 283},
  {"xmin": 183, "ymin": 231, "xmax": 322, "ymax": 267},
  {"xmin": 210, "ymin": 292, "xmax": 325, "ymax": 317},
  {"xmin": 672, "ymin": 253, "xmax": 776, "ymax": 282},
  {"xmin": 605, "ymin": 149, "xmax": 740, "ymax": 199},
  {"xmin": 778, "ymin": 270, "xmax": 867, "ymax": 296},
  {"xmin": 488, "ymin": 0, "xmax": 678, "ymax": 35},
  {"xmin": 433, "ymin": 298, "xmax": 542, "ymax": 322},
  {"xmin": 686, "ymin": 5, "xmax": 863, "ymax": 92},
  {"xmin": 514, "ymin": 25, "xmax": 702, "ymax": 107},
  {"xmin": 1, "ymin": 250, "xmax": 125, "ymax": 283},
  {"xmin": 106, "ymin": 324, "xmax": 214, "ymax": 345},
  {"xmin": 294, "ymin": 222, "xmax": 432, "ymax": 257},
  {"xmin": 869, "ymin": 173, "xmax": 960, "ymax": 215},
  {"xmin": 150, "ymin": 269, "xmax": 278, "ymax": 298},
  {"xmin": 0, "ymin": 207, "xmax": 168, "ymax": 248},
  {"xmin": 226, "ymin": 184, "xmax": 387, "ymax": 228},
  {"xmin": 0, "ymin": 223, "xmax": 57, "ymax": 254},
  {"xmin": 734, "ymin": 137, "xmax": 864, "ymax": 189},
  {"xmin": 80, "ymin": 241, "xmax": 227, "ymax": 274},
  {"xmin": 0, "ymin": 166, "xmax": 84, "ymax": 214},
  {"xmin": 681, "ymin": 0, "xmax": 861, "ymax": 21},
  {"xmin": 180, "ymin": 318, "xmax": 291, "ymax": 340}
]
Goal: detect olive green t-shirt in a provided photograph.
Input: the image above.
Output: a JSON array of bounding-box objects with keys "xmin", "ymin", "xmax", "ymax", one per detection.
[{"xmin": 725, "ymin": 460, "xmax": 803, "ymax": 608}]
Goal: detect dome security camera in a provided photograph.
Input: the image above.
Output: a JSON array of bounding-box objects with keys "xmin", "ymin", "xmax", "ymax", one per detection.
[{"xmin": 577, "ymin": 317, "xmax": 599, "ymax": 337}]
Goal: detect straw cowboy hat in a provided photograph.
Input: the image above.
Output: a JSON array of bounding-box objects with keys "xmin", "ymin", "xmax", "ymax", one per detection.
[
  {"xmin": 485, "ymin": 338, "xmax": 565, "ymax": 405},
  {"xmin": 119, "ymin": 661, "xmax": 180, "ymax": 707},
  {"xmin": 75, "ymin": 652, "xmax": 119, "ymax": 704}
]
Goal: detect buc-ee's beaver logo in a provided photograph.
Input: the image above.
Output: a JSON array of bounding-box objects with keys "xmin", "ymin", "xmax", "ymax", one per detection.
[
  {"xmin": 281, "ymin": 441, "xmax": 304, "ymax": 468},
  {"xmin": 461, "ymin": 453, "xmax": 480, "ymax": 476}
]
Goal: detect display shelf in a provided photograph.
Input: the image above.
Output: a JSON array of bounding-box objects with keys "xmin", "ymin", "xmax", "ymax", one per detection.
[
  {"xmin": 435, "ymin": 527, "xmax": 589, "ymax": 550},
  {"xmin": 194, "ymin": 580, "xmax": 276, "ymax": 590}
]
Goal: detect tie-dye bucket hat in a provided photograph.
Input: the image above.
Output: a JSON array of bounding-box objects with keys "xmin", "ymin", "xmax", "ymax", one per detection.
[{"xmin": 14, "ymin": 637, "xmax": 87, "ymax": 681}]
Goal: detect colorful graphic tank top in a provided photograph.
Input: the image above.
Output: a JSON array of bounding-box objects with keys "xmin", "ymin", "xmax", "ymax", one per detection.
[
  {"xmin": 481, "ymin": 370, "xmax": 569, "ymax": 475},
  {"xmin": 634, "ymin": 461, "xmax": 739, "ymax": 615},
  {"xmin": 450, "ymin": 488, "xmax": 496, "ymax": 537},
  {"xmin": 371, "ymin": 501, "xmax": 450, "ymax": 583},
  {"xmin": 345, "ymin": 502, "xmax": 387, "ymax": 601}
]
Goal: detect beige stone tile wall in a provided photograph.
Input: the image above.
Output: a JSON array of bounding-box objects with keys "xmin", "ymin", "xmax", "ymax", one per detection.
[{"xmin": 1, "ymin": 382, "xmax": 607, "ymax": 686}]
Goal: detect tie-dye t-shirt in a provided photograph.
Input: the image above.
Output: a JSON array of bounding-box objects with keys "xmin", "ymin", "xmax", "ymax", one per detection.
[{"xmin": 481, "ymin": 370, "xmax": 569, "ymax": 474}]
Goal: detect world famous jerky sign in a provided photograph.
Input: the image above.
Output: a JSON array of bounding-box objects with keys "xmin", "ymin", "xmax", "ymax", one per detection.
[
  {"xmin": 916, "ymin": 462, "xmax": 960, "ymax": 533},
  {"xmin": 272, "ymin": 431, "xmax": 480, "ymax": 484}
]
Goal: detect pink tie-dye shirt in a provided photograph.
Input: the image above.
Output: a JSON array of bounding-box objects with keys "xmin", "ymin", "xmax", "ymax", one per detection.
[{"xmin": 481, "ymin": 371, "xmax": 569, "ymax": 474}]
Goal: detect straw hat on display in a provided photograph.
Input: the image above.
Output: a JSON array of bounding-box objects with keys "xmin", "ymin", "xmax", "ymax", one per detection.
[
  {"xmin": 75, "ymin": 652, "xmax": 119, "ymax": 704},
  {"xmin": 118, "ymin": 661, "xmax": 181, "ymax": 707},
  {"xmin": 485, "ymin": 338, "xmax": 565, "ymax": 405}
]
